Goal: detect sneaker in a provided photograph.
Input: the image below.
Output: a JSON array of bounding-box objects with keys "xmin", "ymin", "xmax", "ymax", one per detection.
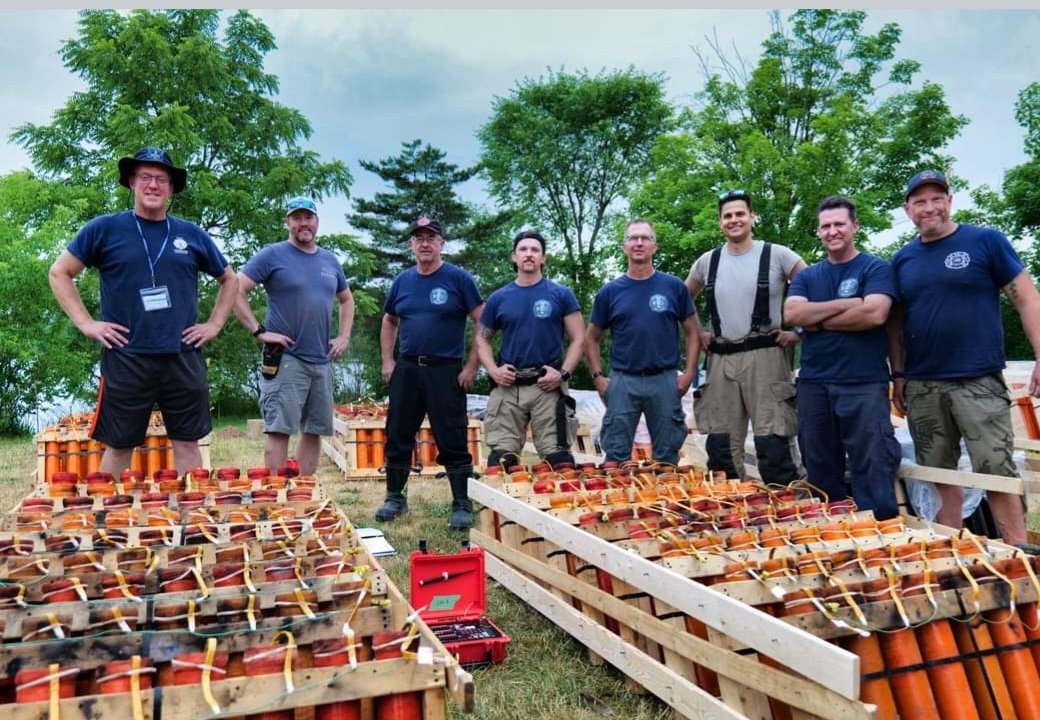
[{"xmin": 375, "ymin": 493, "xmax": 408, "ymax": 522}]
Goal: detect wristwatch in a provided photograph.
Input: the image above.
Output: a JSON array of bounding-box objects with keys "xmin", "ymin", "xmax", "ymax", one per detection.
[
  {"xmin": 252, "ymin": 323, "xmax": 266, "ymax": 337},
  {"xmin": 559, "ymin": 369, "xmax": 572, "ymax": 382}
]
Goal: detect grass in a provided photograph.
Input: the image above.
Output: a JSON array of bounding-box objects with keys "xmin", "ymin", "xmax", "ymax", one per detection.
[{"xmin": 1, "ymin": 421, "xmax": 673, "ymax": 719}]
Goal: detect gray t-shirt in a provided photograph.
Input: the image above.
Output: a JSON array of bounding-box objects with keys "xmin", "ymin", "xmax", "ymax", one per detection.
[
  {"xmin": 687, "ymin": 240, "xmax": 802, "ymax": 340},
  {"xmin": 242, "ymin": 241, "xmax": 348, "ymax": 363}
]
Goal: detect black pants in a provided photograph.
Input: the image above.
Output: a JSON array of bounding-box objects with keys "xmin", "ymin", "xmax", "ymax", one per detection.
[{"xmin": 385, "ymin": 360, "xmax": 472, "ymax": 471}]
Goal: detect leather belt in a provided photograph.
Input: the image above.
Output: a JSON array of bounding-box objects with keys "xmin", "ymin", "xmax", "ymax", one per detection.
[
  {"xmin": 708, "ymin": 334, "xmax": 778, "ymax": 355},
  {"xmin": 400, "ymin": 354, "xmax": 460, "ymax": 367}
]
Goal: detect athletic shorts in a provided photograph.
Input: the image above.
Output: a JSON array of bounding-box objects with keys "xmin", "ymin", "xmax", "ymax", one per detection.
[{"xmin": 91, "ymin": 350, "xmax": 211, "ymax": 449}]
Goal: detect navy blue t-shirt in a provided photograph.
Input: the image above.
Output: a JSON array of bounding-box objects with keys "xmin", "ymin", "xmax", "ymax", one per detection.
[
  {"xmin": 67, "ymin": 211, "xmax": 229, "ymax": 353},
  {"xmin": 384, "ymin": 262, "xmax": 482, "ymax": 359},
  {"xmin": 241, "ymin": 241, "xmax": 349, "ymax": 364},
  {"xmin": 789, "ymin": 253, "xmax": 897, "ymax": 384},
  {"xmin": 892, "ymin": 224, "xmax": 1023, "ymax": 379},
  {"xmin": 481, "ymin": 278, "xmax": 581, "ymax": 368},
  {"xmin": 589, "ymin": 271, "xmax": 695, "ymax": 373}
]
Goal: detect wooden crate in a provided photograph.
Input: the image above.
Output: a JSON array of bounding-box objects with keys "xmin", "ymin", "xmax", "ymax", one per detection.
[
  {"xmin": 0, "ymin": 470, "xmax": 474, "ymax": 719},
  {"xmin": 470, "ymin": 473, "xmax": 1028, "ymax": 720},
  {"xmin": 324, "ymin": 414, "xmax": 484, "ymax": 479}
]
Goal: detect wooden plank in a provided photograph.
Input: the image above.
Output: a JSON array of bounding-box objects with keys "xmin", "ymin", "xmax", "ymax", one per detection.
[
  {"xmin": 485, "ymin": 550, "xmax": 748, "ymax": 720},
  {"xmin": 482, "ymin": 541, "xmax": 873, "ymax": 719},
  {"xmin": 897, "ymin": 464, "xmax": 1025, "ymax": 495},
  {"xmin": 471, "ymin": 478, "xmax": 861, "ymax": 700},
  {"xmin": 0, "ymin": 658, "xmax": 444, "ymax": 720}
]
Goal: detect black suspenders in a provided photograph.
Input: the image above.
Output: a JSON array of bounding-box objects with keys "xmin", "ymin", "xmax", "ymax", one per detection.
[{"xmin": 704, "ymin": 242, "xmax": 773, "ymax": 337}]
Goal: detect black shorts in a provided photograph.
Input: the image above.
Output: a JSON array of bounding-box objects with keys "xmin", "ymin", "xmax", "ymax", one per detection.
[{"xmin": 91, "ymin": 350, "xmax": 212, "ymax": 449}]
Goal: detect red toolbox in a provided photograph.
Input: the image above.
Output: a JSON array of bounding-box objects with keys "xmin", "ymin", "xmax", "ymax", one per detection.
[{"xmin": 410, "ymin": 543, "xmax": 510, "ymax": 667}]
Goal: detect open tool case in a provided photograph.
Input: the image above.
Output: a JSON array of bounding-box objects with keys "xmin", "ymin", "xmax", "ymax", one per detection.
[{"xmin": 410, "ymin": 543, "xmax": 510, "ymax": 666}]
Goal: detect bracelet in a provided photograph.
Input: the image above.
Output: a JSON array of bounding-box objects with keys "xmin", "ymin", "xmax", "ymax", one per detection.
[
  {"xmin": 591, "ymin": 371, "xmax": 606, "ymax": 380},
  {"xmin": 890, "ymin": 371, "xmax": 905, "ymax": 380},
  {"xmin": 252, "ymin": 323, "xmax": 266, "ymax": 337}
]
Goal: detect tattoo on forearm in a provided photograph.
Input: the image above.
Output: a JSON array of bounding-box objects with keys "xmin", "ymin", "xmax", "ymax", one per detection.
[{"xmin": 479, "ymin": 325, "xmax": 495, "ymax": 340}]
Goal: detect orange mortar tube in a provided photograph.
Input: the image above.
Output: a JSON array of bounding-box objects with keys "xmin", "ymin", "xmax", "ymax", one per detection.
[
  {"xmin": 951, "ymin": 618, "xmax": 1016, "ymax": 720},
  {"xmin": 986, "ymin": 557, "xmax": 1040, "ymax": 717},
  {"xmin": 878, "ymin": 626, "xmax": 942, "ymax": 719},
  {"xmin": 44, "ymin": 441, "xmax": 60, "ymax": 482},
  {"xmin": 371, "ymin": 429, "xmax": 386, "ymax": 468},
  {"xmin": 66, "ymin": 439, "xmax": 82, "ymax": 480},
  {"xmin": 900, "ymin": 572, "xmax": 979, "ymax": 720},
  {"xmin": 355, "ymin": 429, "xmax": 370, "ymax": 469}
]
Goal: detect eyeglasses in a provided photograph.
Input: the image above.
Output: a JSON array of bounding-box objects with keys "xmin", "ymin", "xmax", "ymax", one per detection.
[
  {"xmin": 718, "ymin": 189, "xmax": 749, "ymax": 202},
  {"xmin": 624, "ymin": 234, "xmax": 655, "ymax": 243},
  {"xmin": 286, "ymin": 198, "xmax": 317, "ymax": 213},
  {"xmin": 412, "ymin": 235, "xmax": 441, "ymax": 245},
  {"xmin": 134, "ymin": 173, "xmax": 171, "ymax": 187}
]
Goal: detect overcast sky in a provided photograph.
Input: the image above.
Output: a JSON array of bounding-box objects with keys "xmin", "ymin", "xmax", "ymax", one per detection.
[{"xmin": 2, "ymin": 9, "xmax": 1038, "ymax": 240}]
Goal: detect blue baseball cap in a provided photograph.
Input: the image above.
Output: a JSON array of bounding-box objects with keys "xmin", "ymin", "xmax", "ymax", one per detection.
[
  {"xmin": 905, "ymin": 170, "xmax": 949, "ymax": 200},
  {"xmin": 118, "ymin": 147, "xmax": 187, "ymax": 194},
  {"xmin": 286, "ymin": 197, "xmax": 319, "ymax": 217}
]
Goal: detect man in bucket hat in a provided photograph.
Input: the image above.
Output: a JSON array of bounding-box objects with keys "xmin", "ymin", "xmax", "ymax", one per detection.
[
  {"xmin": 49, "ymin": 146, "xmax": 238, "ymax": 475},
  {"xmin": 376, "ymin": 216, "xmax": 483, "ymax": 530}
]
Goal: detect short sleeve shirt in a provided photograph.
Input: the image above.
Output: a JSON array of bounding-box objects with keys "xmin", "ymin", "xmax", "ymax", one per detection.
[
  {"xmin": 892, "ymin": 224, "xmax": 1023, "ymax": 379},
  {"xmin": 788, "ymin": 252, "xmax": 897, "ymax": 384},
  {"xmin": 589, "ymin": 271, "xmax": 694, "ymax": 373},
  {"xmin": 481, "ymin": 278, "xmax": 581, "ymax": 368},
  {"xmin": 384, "ymin": 262, "xmax": 482, "ymax": 359},
  {"xmin": 241, "ymin": 241, "xmax": 349, "ymax": 364},
  {"xmin": 67, "ymin": 211, "xmax": 229, "ymax": 353},
  {"xmin": 688, "ymin": 240, "xmax": 802, "ymax": 339}
]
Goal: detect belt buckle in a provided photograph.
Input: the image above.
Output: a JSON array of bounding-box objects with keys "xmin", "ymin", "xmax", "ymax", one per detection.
[{"xmin": 417, "ymin": 355, "xmax": 430, "ymax": 366}]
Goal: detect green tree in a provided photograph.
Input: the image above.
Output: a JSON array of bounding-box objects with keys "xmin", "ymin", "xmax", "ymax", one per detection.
[
  {"xmin": 0, "ymin": 172, "xmax": 103, "ymax": 433},
  {"xmin": 349, "ymin": 140, "xmax": 477, "ymax": 286},
  {"xmin": 478, "ymin": 68, "xmax": 673, "ymax": 309},
  {"xmin": 348, "ymin": 140, "xmax": 513, "ymax": 396},
  {"xmin": 10, "ymin": 9, "xmax": 355, "ymax": 413},
  {"xmin": 631, "ymin": 9, "xmax": 967, "ymax": 276}
]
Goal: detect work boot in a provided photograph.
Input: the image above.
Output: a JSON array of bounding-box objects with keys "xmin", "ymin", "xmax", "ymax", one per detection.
[
  {"xmin": 375, "ymin": 468, "xmax": 409, "ymax": 522},
  {"xmin": 448, "ymin": 470, "xmax": 474, "ymax": 530},
  {"xmin": 449, "ymin": 499, "xmax": 473, "ymax": 530}
]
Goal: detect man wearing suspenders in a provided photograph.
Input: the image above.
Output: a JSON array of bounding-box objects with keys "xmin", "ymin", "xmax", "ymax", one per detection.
[{"xmin": 686, "ymin": 189, "xmax": 806, "ymax": 482}]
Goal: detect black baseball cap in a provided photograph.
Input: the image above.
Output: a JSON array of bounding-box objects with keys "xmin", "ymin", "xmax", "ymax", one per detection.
[
  {"xmin": 405, "ymin": 216, "xmax": 444, "ymax": 239},
  {"xmin": 905, "ymin": 170, "xmax": 949, "ymax": 200},
  {"xmin": 118, "ymin": 147, "xmax": 187, "ymax": 194}
]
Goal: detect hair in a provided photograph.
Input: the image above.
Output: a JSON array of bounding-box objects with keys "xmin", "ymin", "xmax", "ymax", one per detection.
[
  {"xmin": 624, "ymin": 218, "xmax": 656, "ymax": 240},
  {"xmin": 816, "ymin": 195, "xmax": 858, "ymax": 222},
  {"xmin": 512, "ymin": 229, "xmax": 546, "ymax": 251},
  {"xmin": 717, "ymin": 191, "xmax": 753, "ymax": 214}
]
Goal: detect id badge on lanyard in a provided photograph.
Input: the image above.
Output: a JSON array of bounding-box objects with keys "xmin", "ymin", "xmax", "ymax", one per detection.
[
  {"xmin": 136, "ymin": 215, "xmax": 173, "ymax": 312},
  {"xmin": 140, "ymin": 285, "xmax": 172, "ymax": 311}
]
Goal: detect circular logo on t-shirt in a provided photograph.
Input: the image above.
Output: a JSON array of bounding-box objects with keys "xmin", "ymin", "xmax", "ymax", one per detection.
[
  {"xmin": 429, "ymin": 288, "xmax": 448, "ymax": 305},
  {"xmin": 173, "ymin": 237, "xmax": 188, "ymax": 251},
  {"xmin": 648, "ymin": 294, "xmax": 668, "ymax": 312},
  {"xmin": 837, "ymin": 278, "xmax": 859, "ymax": 297},
  {"xmin": 945, "ymin": 251, "xmax": 971, "ymax": 270},
  {"xmin": 532, "ymin": 299, "xmax": 551, "ymax": 319}
]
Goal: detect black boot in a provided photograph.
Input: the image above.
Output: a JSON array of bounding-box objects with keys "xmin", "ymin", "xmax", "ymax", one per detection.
[
  {"xmin": 447, "ymin": 469, "xmax": 473, "ymax": 530},
  {"xmin": 375, "ymin": 467, "xmax": 409, "ymax": 522}
]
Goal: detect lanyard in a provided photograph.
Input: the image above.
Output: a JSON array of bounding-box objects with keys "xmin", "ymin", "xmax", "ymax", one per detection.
[{"xmin": 134, "ymin": 215, "xmax": 171, "ymax": 288}]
